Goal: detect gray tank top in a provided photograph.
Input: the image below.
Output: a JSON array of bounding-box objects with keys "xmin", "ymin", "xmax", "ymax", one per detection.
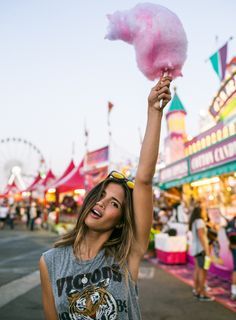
[{"xmin": 43, "ymin": 245, "xmax": 142, "ymax": 320}]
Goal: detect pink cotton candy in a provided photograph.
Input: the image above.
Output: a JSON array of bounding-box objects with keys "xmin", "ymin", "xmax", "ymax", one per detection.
[{"xmin": 105, "ymin": 3, "xmax": 188, "ymax": 80}]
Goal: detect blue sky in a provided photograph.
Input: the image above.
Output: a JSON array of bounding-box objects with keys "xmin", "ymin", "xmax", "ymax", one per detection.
[{"xmin": 0, "ymin": 0, "xmax": 235, "ymax": 178}]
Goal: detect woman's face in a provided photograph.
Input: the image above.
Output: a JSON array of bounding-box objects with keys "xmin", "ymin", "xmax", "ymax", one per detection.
[{"xmin": 84, "ymin": 182, "xmax": 125, "ymax": 232}]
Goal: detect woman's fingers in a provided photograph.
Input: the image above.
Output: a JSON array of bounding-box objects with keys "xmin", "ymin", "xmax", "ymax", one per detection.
[
  {"xmin": 156, "ymin": 86, "xmax": 171, "ymax": 96},
  {"xmin": 159, "ymin": 95, "xmax": 172, "ymax": 108},
  {"xmin": 149, "ymin": 77, "xmax": 172, "ymax": 110},
  {"xmin": 153, "ymin": 79, "xmax": 172, "ymax": 93},
  {"xmin": 158, "ymin": 93, "xmax": 171, "ymax": 101},
  {"xmin": 152, "ymin": 93, "xmax": 171, "ymax": 110},
  {"xmin": 158, "ymin": 75, "xmax": 172, "ymax": 84},
  {"xmin": 160, "ymin": 75, "xmax": 172, "ymax": 83},
  {"xmin": 160, "ymin": 77, "xmax": 172, "ymax": 87}
]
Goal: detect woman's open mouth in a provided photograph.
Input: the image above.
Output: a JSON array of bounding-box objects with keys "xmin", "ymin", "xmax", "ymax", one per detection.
[{"xmin": 90, "ymin": 209, "xmax": 102, "ymax": 219}]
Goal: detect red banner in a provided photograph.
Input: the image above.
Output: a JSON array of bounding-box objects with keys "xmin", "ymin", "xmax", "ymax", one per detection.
[
  {"xmin": 86, "ymin": 146, "xmax": 109, "ymax": 169},
  {"xmin": 84, "ymin": 146, "xmax": 109, "ymax": 191},
  {"xmin": 85, "ymin": 166, "xmax": 108, "ymax": 191}
]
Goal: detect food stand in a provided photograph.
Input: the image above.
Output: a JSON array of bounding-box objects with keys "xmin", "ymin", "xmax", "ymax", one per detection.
[
  {"xmin": 156, "ymin": 60, "xmax": 236, "ymax": 274},
  {"xmin": 155, "ymin": 233, "xmax": 187, "ymax": 264}
]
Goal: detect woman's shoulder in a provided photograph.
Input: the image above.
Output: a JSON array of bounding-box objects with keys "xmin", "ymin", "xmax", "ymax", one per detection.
[
  {"xmin": 194, "ymin": 218, "xmax": 205, "ymax": 228},
  {"xmin": 42, "ymin": 245, "xmax": 71, "ymax": 261}
]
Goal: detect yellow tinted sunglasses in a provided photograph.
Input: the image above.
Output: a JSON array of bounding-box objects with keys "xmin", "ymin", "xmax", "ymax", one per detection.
[{"xmin": 108, "ymin": 171, "xmax": 135, "ymax": 190}]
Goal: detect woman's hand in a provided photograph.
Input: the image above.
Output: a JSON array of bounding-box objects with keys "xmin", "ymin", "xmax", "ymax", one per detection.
[{"xmin": 148, "ymin": 76, "xmax": 172, "ymax": 111}]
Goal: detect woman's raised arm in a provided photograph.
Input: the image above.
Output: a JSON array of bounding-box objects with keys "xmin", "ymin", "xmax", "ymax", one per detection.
[{"xmin": 128, "ymin": 76, "xmax": 172, "ymax": 278}]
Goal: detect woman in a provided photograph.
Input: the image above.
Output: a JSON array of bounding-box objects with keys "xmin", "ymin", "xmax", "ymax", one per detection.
[
  {"xmin": 39, "ymin": 76, "xmax": 172, "ymax": 320},
  {"xmin": 189, "ymin": 204, "xmax": 214, "ymax": 302},
  {"xmin": 225, "ymin": 216, "xmax": 236, "ymax": 301}
]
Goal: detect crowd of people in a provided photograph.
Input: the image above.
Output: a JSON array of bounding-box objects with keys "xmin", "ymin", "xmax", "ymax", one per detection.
[{"xmin": 0, "ymin": 198, "xmax": 57, "ymax": 231}]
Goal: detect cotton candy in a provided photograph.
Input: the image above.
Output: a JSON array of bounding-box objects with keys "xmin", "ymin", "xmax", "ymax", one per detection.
[{"xmin": 105, "ymin": 3, "xmax": 188, "ymax": 80}]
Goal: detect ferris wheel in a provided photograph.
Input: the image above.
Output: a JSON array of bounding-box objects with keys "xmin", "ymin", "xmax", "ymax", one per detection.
[{"xmin": 0, "ymin": 137, "xmax": 47, "ymax": 192}]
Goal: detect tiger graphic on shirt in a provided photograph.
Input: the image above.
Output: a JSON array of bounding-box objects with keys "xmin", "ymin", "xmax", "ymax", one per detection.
[{"xmin": 68, "ymin": 278, "xmax": 118, "ymax": 319}]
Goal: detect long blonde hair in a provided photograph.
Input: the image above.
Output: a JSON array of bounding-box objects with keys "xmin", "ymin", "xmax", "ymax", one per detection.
[{"xmin": 54, "ymin": 178, "xmax": 135, "ymax": 269}]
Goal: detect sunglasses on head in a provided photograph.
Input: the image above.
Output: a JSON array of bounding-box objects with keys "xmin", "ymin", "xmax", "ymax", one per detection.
[{"xmin": 107, "ymin": 171, "xmax": 135, "ymax": 190}]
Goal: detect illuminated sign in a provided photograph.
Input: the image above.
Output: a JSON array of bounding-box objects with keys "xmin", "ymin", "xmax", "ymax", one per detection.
[
  {"xmin": 190, "ymin": 135, "xmax": 236, "ymax": 173},
  {"xmin": 209, "ymin": 71, "xmax": 236, "ymax": 120},
  {"xmin": 159, "ymin": 159, "xmax": 188, "ymax": 182}
]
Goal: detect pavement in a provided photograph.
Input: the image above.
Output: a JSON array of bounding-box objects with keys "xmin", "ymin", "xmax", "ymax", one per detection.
[
  {"xmin": 149, "ymin": 257, "xmax": 236, "ymax": 313},
  {"xmin": 0, "ymin": 223, "xmax": 235, "ymax": 319},
  {"xmin": 139, "ymin": 260, "xmax": 236, "ymax": 320}
]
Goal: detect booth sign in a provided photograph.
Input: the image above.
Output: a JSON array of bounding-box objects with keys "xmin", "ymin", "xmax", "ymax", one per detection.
[{"xmin": 190, "ymin": 135, "xmax": 236, "ymax": 174}]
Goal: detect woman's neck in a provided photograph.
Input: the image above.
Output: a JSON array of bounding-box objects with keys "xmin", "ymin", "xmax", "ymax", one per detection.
[{"xmin": 76, "ymin": 230, "xmax": 111, "ymax": 260}]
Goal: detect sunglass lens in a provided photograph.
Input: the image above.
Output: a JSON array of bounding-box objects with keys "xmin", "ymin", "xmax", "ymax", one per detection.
[
  {"xmin": 127, "ymin": 181, "xmax": 135, "ymax": 189},
  {"xmin": 109, "ymin": 171, "xmax": 134, "ymax": 189},
  {"xmin": 112, "ymin": 172, "xmax": 124, "ymax": 180}
]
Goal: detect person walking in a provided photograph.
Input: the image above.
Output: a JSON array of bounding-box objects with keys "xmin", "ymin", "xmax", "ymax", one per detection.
[
  {"xmin": 25, "ymin": 202, "xmax": 31, "ymax": 228},
  {"xmin": 0, "ymin": 200, "xmax": 9, "ymax": 230},
  {"xmin": 29, "ymin": 201, "xmax": 37, "ymax": 231},
  {"xmin": 39, "ymin": 76, "xmax": 172, "ymax": 319},
  {"xmin": 8, "ymin": 203, "xmax": 16, "ymax": 230},
  {"xmin": 225, "ymin": 216, "xmax": 236, "ymax": 301},
  {"xmin": 189, "ymin": 204, "xmax": 215, "ymax": 302}
]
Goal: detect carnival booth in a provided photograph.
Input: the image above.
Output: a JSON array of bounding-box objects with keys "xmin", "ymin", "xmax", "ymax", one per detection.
[
  {"xmin": 25, "ymin": 169, "xmax": 56, "ymax": 202},
  {"xmin": 46, "ymin": 159, "xmax": 77, "ymax": 204},
  {"xmin": 155, "ymin": 233, "xmax": 187, "ymax": 264},
  {"xmin": 48, "ymin": 160, "xmax": 84, "ymax": 198},
  {"xmin": 44, "ymin": 160, "xmax": 85, "ymax": 234},
  {"xmin": 43, "ymin": 146, "xmax": 109, "ymax": 235},
  {"xmin": 157, "ymin": 56, "xmax": 236, "ymax": 275}
]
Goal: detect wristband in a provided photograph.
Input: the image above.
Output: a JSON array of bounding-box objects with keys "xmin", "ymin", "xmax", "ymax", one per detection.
[{"xmin": 203, "ymin": 256, "xmax": 211, "ymax": 270}]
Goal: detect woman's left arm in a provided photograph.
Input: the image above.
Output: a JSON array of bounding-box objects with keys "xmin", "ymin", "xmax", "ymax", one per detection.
[{"xmin": 128, "ymin": 77, "xmax": 172, "ymax": 278}]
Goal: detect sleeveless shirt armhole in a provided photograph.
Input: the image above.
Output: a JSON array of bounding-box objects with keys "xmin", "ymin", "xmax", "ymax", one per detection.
[
  {"xmin": 42, "ymin": 249, "xmax": 55, "ymax": 285},
  {"xmin": 126, "ymin": 262, "xmax": 137, "ymax": 284},
  {"xmin": 134, "ymin": 283, "xmax": 139, "ymax": 296},
  {"xmin": 126, "ymin": 265, "xmax": 139, "ymax": 298}
]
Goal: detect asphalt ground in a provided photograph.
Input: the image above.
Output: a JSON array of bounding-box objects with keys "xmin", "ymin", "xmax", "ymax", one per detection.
[{"xmin": 0, "ymin": 224, "xmax": 235, "ymax": 320}]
